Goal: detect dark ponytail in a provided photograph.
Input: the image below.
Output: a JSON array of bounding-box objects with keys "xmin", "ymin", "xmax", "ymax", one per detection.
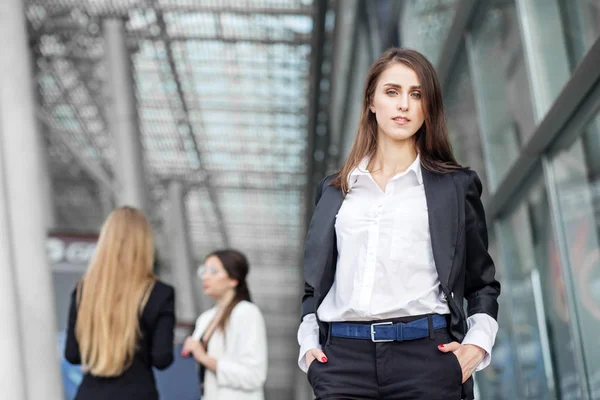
[{"xmin": 206, "ymin": 249, "xmax": 252, "ymax": 332}]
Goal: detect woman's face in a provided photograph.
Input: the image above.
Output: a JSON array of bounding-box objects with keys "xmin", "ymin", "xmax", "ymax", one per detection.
[
  {"xmin": 370, "ymin": 62, "xmax": 425, "ymax": 144},
  {"xmin": 198, "ymin": 255, "xmax": 238, "ymax": 299}
]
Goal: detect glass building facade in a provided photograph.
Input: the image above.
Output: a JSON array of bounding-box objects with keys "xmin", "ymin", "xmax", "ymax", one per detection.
[{"xmin": 396, "ymin": 1, "xmax": 600, "ymax": 398}]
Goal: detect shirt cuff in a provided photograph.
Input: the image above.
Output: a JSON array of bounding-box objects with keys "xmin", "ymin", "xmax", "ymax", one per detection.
[
  {"xmin": 462, "ymin": 313, "xmax": 499, "ymax": 371},
  {"xmin": 297, "ymin": 313, "xmax": 321, "ymax": 373}
]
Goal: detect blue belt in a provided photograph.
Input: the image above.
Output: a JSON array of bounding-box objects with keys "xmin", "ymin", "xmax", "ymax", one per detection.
[{"xmin": 330, "ymin": 314, "xmax": 447, "ymax": 342}]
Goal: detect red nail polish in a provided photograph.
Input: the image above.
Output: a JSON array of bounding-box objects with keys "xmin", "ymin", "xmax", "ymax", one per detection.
[
  {"xmin": 321, "ymin": 356, "xmax": 328, "ymax": 362},
  {"xmin": 438, "ymin": 344, "xmax": 444, "ymax": 348}
]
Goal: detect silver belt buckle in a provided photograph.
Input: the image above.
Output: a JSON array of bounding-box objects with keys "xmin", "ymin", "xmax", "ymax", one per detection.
[{"xmin": 370, "ymin": 321, "xmax": 394, "ymax": 342}]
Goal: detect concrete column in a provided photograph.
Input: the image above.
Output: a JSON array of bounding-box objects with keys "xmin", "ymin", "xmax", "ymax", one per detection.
[
  {"xmin": 104, "ymin": 18, "xmax": 148, "ymax": 211},
  {"xmin": 166, "ymin": 181, "xmax": 198, "ymax": 322},
  {"xmin": 32, "ymin": 57, "xmax": 57, "ymax": 231},
  {"xmin": 36, "ymin": 122, "xmax": 57, "ymax": 231},
  {"xmin": 0, "ymin": 0, "xmax": 63, "ymax": 399},
  {"xmin": 0, "ymin": 120, "xmax": 27, "ymax": 400}
]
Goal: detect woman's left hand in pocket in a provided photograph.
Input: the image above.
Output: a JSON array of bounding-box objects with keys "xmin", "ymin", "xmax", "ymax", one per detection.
[{"xmin": 437, "ymin": 342, "xmax": 485, "ymax": 383}]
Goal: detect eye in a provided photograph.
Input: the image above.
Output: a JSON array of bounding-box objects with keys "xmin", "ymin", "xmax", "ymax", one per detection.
[
  {"xmin": 386, "ymin": 89, "xmax": 398, "ymax": 96},
  {"xmin": 410, "ymin": 92, "xmax": 422, "ymax": 99}
]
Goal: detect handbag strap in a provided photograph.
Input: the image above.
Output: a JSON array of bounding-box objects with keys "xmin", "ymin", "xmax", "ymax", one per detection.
[
  {"xmin": 200, "ymin": 317, "xmax": 218, "ymax": 349},
  {"xmin": 201, "ymin": 305, "xmax": 228, "ymax": 349}
]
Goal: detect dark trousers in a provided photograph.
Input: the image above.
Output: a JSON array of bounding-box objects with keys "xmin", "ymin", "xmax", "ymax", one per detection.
[{"xmin": 307, "ymin": 316, "xmax": 471, "ymax": 400}]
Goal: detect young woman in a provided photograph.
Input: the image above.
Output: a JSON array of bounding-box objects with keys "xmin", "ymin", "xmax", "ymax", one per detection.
[
  {"xmin": 65, "ymin": 206, "xmax": 176, "ymax": 400},
  {"xmin": 297, "ymin": 48, "xmax": 501, "ymax": 400},
  {"xmin": 182, "ymin": 249, "xmax": 268, "ymax": 400}
]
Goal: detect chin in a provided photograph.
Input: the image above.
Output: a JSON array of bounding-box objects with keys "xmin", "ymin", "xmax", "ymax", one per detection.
[{"xmin": 386, "ymin": 131, "xmax": 418, "ymax": 142}]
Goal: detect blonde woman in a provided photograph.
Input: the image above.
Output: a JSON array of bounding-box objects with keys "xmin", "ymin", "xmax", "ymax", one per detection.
[{"xmin": 65, "ymin": 206, "xmax": 176, "ymax": 400}]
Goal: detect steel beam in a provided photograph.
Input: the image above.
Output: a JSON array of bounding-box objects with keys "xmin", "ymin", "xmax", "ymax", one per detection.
[
  {"xmin": 381, "ymin": 0, "xmax": 403, "ymax": 48},
  {"xmin": 329, "ymin": 0, "xmax": 359, "ymax": 169},
  {"xmin": 36, "ymin": 108, "xmax": 117, "ymax": 194},
  {"xmin": 304, "ymin": 0, "xmax": 328, "ymax": 230},
  {"xmin": 28, "ymin": 1, "xmax": 313, "ymax": 17},
  {"xmin": 154, "ymin": 10, "xmax": 230, "ymax": 246},
  {"xmin": 487, "ymin": 37, "xmax": 600, "ymax": 220},
  {"xmin": 436, "ymin": 0, "xmax": 479, "ymax": 90},
  {"xmin": 39, "ymin": 60, "xmax": 112, "ymax": 173}
]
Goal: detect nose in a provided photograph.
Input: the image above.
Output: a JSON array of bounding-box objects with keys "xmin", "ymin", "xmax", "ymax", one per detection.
[{"xmin": 397, "ymin": 94, "xmax": 409, "ymax": 111}]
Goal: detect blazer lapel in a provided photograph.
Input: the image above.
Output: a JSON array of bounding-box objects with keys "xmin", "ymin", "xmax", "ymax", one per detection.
[
  {"xmin": 303, "ymin": 181, "xmax": 344, "ymax": 290},
  {"xmin": 422, "ymin": 169, "xmax": 458, "ymax": 288}
]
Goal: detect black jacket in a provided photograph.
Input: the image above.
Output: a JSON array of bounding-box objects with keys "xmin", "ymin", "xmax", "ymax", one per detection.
[
  {"xmin": 65, "ymin": 280, "xmax": 176, "ymax": 400},
  {"xmin": 301, "ymin": 168, "xmax": 501, "ymax": 400}
]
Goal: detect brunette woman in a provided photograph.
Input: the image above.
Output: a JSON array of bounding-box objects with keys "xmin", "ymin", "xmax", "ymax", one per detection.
[{"xmin": 297, "ymin": 48, "xmax": 500, "ymax": 400}]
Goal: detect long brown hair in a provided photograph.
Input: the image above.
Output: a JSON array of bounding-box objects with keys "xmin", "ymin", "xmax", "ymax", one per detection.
[
  {"xmin": 207, "ymin": 249, "xmax": 253, "ymax": 332},
  {"xmin": 76, "ymin": 206, "xmax": 156, "ymax": 377},
  {"xmin": 332, "ymin": 47, "xmax": 462, "ymax": 193}
]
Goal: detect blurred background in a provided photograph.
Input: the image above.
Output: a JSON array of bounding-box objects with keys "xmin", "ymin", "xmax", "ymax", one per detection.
[{"xmin": 0, "ymin": 0, "xmax": 599, "ymax": 399}]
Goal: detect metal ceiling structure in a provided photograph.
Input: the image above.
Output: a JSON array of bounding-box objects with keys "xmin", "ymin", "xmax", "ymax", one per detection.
[{"xmin": 24, "ymin": 0, "xmax": 324, "ymax": 397}]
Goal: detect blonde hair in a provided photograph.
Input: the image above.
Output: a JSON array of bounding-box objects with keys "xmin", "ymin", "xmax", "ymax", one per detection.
[{"xmin": 75, "ymin": 206, "xmax": 156, "ymax": 377}]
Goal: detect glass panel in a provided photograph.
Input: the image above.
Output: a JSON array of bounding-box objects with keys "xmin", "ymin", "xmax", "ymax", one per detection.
[
  {"xmin": 466, "ymin": 0, "xmax": 536, "ymax": 190},
  {"xmin": 551, "ymin": 106, "xmax": 600, "ymax": 399},
  {"xmin": 475, "ymin": 235, "xmax": 521, "ymax": 400},
  {"xmin": 515, "ymin": 0, "xmax": 571, "ymax": 121},
  {"xmin": 445, "ymin": 49, "xmax": 489, "ymax": 202},
  {"xmin": 398, "ymin": 0, "xmax": 457, "ymax": 67},
  {"xmin": 498, "ymin": 171, "xmax": 581, "ymax": 399},
  {"xmin": 560, "ymin": 0, "xmax": 600, "ymax": 67}
]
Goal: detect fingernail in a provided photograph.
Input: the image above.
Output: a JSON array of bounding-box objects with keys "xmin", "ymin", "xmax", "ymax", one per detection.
[
  {"xmin": 438, "ymin": 344, "xmax": 444, "ymax": 348},
  {"xmin": 321, "ymin": 356, "xmax": 328, "ymax": 363}
]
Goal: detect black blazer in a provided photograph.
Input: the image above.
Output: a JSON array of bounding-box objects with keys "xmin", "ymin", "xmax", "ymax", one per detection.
[
  {"xmin": 65, "ymin": 280, "xmax": 176, "ymax": 400},
  {"xmin": 301, "ymin": 168, "xmax": 501, "ymax": 399}
]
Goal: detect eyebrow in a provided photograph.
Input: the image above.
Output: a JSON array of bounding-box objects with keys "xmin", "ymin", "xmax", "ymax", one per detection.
[{"xmin": 383, "ymin": 83, "xmax": 421, "ymax": 90}]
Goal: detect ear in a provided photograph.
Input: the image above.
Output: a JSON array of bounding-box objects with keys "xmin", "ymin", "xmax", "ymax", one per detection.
[
  {"xmin": 369, "ymin": 98, "xmax": 375, "ymax": 114},
  {"xmin": 230, "ymin": 278, "xmax": 239, "ymax": 289}
]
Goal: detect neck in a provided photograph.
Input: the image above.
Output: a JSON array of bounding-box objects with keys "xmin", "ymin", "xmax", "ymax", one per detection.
[
  {"xmin": 368, "ymin": 133, "xmax": 417, "ymax": 177},
  {"xmin": 215, "ymin": 289, "xmax": 236, "ymax": 308}
]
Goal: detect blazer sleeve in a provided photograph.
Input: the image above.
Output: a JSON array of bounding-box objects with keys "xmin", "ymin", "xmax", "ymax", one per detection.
[
  {"xmin": 301, "ymin": 175, "xmax": 328, "ymax": 319},
  {"xmin": 64, "ymin": 287, "xmax": 81, "ymax": 364},
  {"xmin": 464, "ymin": 170, "xmax": 501, "ymax": 320},
  {"xmin": 149, "ymin": 285, "xmax": 176, "ymax": 370},
  {"xmin": 216, "ymin": 304, "xmax": 268, "ymax": 390}
]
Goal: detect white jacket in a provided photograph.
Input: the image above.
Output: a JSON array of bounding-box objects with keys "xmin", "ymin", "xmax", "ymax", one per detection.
[{"xmin": 192, "ymin": 301, "xmax": 268, "ymax": 400}]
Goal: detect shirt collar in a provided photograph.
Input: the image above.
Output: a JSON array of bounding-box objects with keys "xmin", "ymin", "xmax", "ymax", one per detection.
[{"xmin": 348, "ymin": 154, "xmax": 423, "ymax": 188}]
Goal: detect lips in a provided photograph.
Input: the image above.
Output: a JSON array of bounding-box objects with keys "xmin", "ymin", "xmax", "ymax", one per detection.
[{"xmin": 392, "ymin": 116, "xmax": 410, "ymax": 125}]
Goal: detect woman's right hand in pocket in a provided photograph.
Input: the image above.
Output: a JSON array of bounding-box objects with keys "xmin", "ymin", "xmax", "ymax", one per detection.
[{"xmin": 305, "ymin": 348, "xmax": 328, "ymax": 369}]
